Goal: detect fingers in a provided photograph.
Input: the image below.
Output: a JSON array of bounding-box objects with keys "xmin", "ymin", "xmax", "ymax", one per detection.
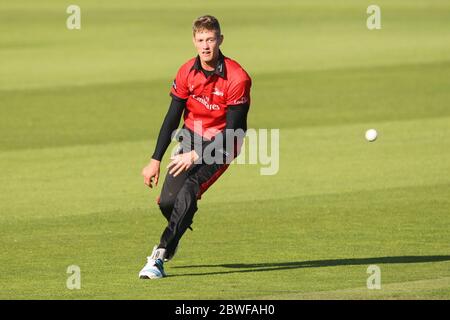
[
  {"xmin": 144, "ymin": 175, "xmax": 150, "ymax": 187},
  {"xmin": 154, "ymin": 173, "xmax": 159, "ymax": 186},
  {"xmin": 173, "ymin": 161, "xmax": 193, "ymax": 177},
  {"xmin": 143, "ymin": 173, "xmax": 155, "ymax": 188},
  {"xmin": 149, "ymin": 177, "xmax": 153, "ymax": 188},
  {"xmin": 173, "ymin": 164, "xmax": 188, "ymax": 177},
  {"xmin": 167, "ymin": 155, "xmax": 181, "ymax": 174},
  {"xmin": 167, "ymin": 154, "xmax": 181, "ymax": 170},
  {"xmin": 167, "ymin": 159, "xmax": 177, "ymax": 170},
  {"xmin": 169, "ymin": 160, "xmax": 183, "ymax": 175},
  {"xmin": 167, "ymin": 153, "xmax": 192, "ymax": 177}
]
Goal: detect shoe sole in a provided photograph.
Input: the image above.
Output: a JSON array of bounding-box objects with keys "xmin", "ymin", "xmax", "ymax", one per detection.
[
  {"xmin": 139, "ymin": 275, "xmax": 164, "ymax": 279},
  {"xmin": 139, "ymin": 271, "xmax": 166, "ymax": 279}
]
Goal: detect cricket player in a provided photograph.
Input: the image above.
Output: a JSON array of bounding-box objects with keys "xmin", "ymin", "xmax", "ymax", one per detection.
[{"xmin": 139, "ymin": 15, "xmax": 252, "ymax": 279}]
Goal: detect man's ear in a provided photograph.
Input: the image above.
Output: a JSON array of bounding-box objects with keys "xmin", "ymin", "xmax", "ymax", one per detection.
[{"xmin": 218, "ymin": 34, "xmax": 224, "ymax": 46}]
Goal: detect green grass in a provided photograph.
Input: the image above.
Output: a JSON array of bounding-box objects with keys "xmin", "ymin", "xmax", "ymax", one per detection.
[{"xmin": 1, "ymin": 0, "xmax": 449, "ymax": 299}]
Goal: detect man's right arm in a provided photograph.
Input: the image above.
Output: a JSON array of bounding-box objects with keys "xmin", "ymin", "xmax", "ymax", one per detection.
[
  {"xmin": 143, "ymin": 61, "xmax": 191, "ymax": 187},
  {"xmin": 151, "ymin": 96, "xmax": 186, "ymax": 161},
  {"xmin": 142, "ymin": 96, "xmax": 186, "ymax": 188}
]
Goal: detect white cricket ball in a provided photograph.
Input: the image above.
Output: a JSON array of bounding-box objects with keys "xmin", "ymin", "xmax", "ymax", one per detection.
[{"xmin": 365, "ymin": 129, "xmax": 378, "ymax": 142}]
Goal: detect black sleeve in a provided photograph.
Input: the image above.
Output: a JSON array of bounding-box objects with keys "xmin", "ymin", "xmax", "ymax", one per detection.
[
  {"xmin": 151, "ymin": 96, "xmax": 186, "ymax": 161},
  {"xmin": 225, "ymin": 104, "xmax": 249, "ymax": 132},
  {"xmin": 206, "ymin": 103, "xmax": 249, "ymax": 161}
]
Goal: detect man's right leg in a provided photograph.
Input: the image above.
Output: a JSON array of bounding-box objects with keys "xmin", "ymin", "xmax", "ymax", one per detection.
[
  {"xmin": 158, "ymin": 161, "xmax": 229, "ymax": 258},
  {"xmin": 139, "ymin": 168, "xmax": 190, "ymax": 279},
  {"xmin": 157, "ymin": 166, "xmax": 194, "ymax": 260},
  {"xmin": 158, "ymin": 168, "xmax": 190, "ymax": 222}
]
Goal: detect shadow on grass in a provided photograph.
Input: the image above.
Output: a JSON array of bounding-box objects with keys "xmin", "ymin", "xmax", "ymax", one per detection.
[{"xmin": 171, "ymin": 255, "xmax": 450, "ymax": 277}]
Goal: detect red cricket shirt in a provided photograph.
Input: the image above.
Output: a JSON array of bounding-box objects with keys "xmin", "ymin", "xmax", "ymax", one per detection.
[{"xmin": 170, "ymin": 51, "xmax": 252, "ymax": 140}]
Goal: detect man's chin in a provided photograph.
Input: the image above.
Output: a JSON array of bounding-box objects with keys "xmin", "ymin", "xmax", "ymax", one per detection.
[{"xmin": 200, "ymin": 57, "xmax": 213, "ymax": 63}]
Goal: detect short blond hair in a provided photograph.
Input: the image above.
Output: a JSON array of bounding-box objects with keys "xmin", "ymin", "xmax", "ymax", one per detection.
[{"xmin": 192, "ymin": 15, "xmax": 221, "ymax": 37}]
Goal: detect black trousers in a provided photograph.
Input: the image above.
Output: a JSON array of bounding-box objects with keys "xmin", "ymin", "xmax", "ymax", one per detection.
[{"xmin": 157, "ymin": 149, "xmax": 230, "ymax": 256}]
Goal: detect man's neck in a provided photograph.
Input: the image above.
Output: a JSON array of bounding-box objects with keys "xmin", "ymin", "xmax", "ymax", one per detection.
[{"xmin": 200, "ymin": 56, "xmax": 219, "ymax": 71}]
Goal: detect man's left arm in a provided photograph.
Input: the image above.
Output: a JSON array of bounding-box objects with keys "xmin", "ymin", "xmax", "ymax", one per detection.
[
  {"xmin": 221, "ymin": 77, "xmax": 251, "ymax": 160},
  {"xmin": 219, "ymin": 104, "xmax": 249, "ymax": 160}
]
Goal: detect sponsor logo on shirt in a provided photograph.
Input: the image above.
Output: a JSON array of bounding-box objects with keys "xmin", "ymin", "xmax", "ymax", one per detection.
[
  {"xmin": 233, "ymin": 96, "xmax": 249, "ymax": 105},
  {"xmin": 212, "ymin": 88, "xmax": 224, "ymax": 96},
  {"xmin": 192, "ymin": 95, "xmax": 220, "ymax": 110}
]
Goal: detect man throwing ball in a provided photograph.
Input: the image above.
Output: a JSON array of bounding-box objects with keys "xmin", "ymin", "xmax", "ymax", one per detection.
[{"xmin": 139, "ymin": 15, "xmax": 252, "ymax": 279}]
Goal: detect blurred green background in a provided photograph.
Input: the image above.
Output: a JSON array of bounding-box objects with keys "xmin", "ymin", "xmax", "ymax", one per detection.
[{"xmin": 0, "ymin": 0, "xmax": 449, "ymax": 299}]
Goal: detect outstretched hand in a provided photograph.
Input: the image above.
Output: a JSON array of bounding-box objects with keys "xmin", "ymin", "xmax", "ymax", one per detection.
[{"xmin": 167, "ymin": 150, "xmax": 199, "ymax": 177}]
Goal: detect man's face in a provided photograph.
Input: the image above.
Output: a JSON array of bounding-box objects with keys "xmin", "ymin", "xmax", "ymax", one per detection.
[{"xmin": 193, "ymin": 29, "xmax": 223, "ymax": 64}]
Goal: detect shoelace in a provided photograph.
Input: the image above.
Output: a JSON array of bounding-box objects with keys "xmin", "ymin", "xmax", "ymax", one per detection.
[
  {"xmin": 146, "ymin": 257, "xmax": 163, "ymax": 268},
  {"xmin": 152, "ymin": 259, "xmax": 165, "ymax": 275}
]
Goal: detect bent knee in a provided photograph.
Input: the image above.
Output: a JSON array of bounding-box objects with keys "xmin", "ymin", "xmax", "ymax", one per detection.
[{"xmin": 158, "ymin": 197, "xmax": 175, "ymax": 212}]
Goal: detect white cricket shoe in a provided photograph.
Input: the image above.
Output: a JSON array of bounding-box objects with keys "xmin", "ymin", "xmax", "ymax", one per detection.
[{"xmin": 138, "ymin": 246, "xmax": 167, "ymax": 279}]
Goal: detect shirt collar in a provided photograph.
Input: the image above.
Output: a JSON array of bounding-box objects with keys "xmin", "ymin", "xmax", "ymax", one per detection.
[{"xmin": 191, "ymin": 50, "xmax": 226, "ymax": 78}]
